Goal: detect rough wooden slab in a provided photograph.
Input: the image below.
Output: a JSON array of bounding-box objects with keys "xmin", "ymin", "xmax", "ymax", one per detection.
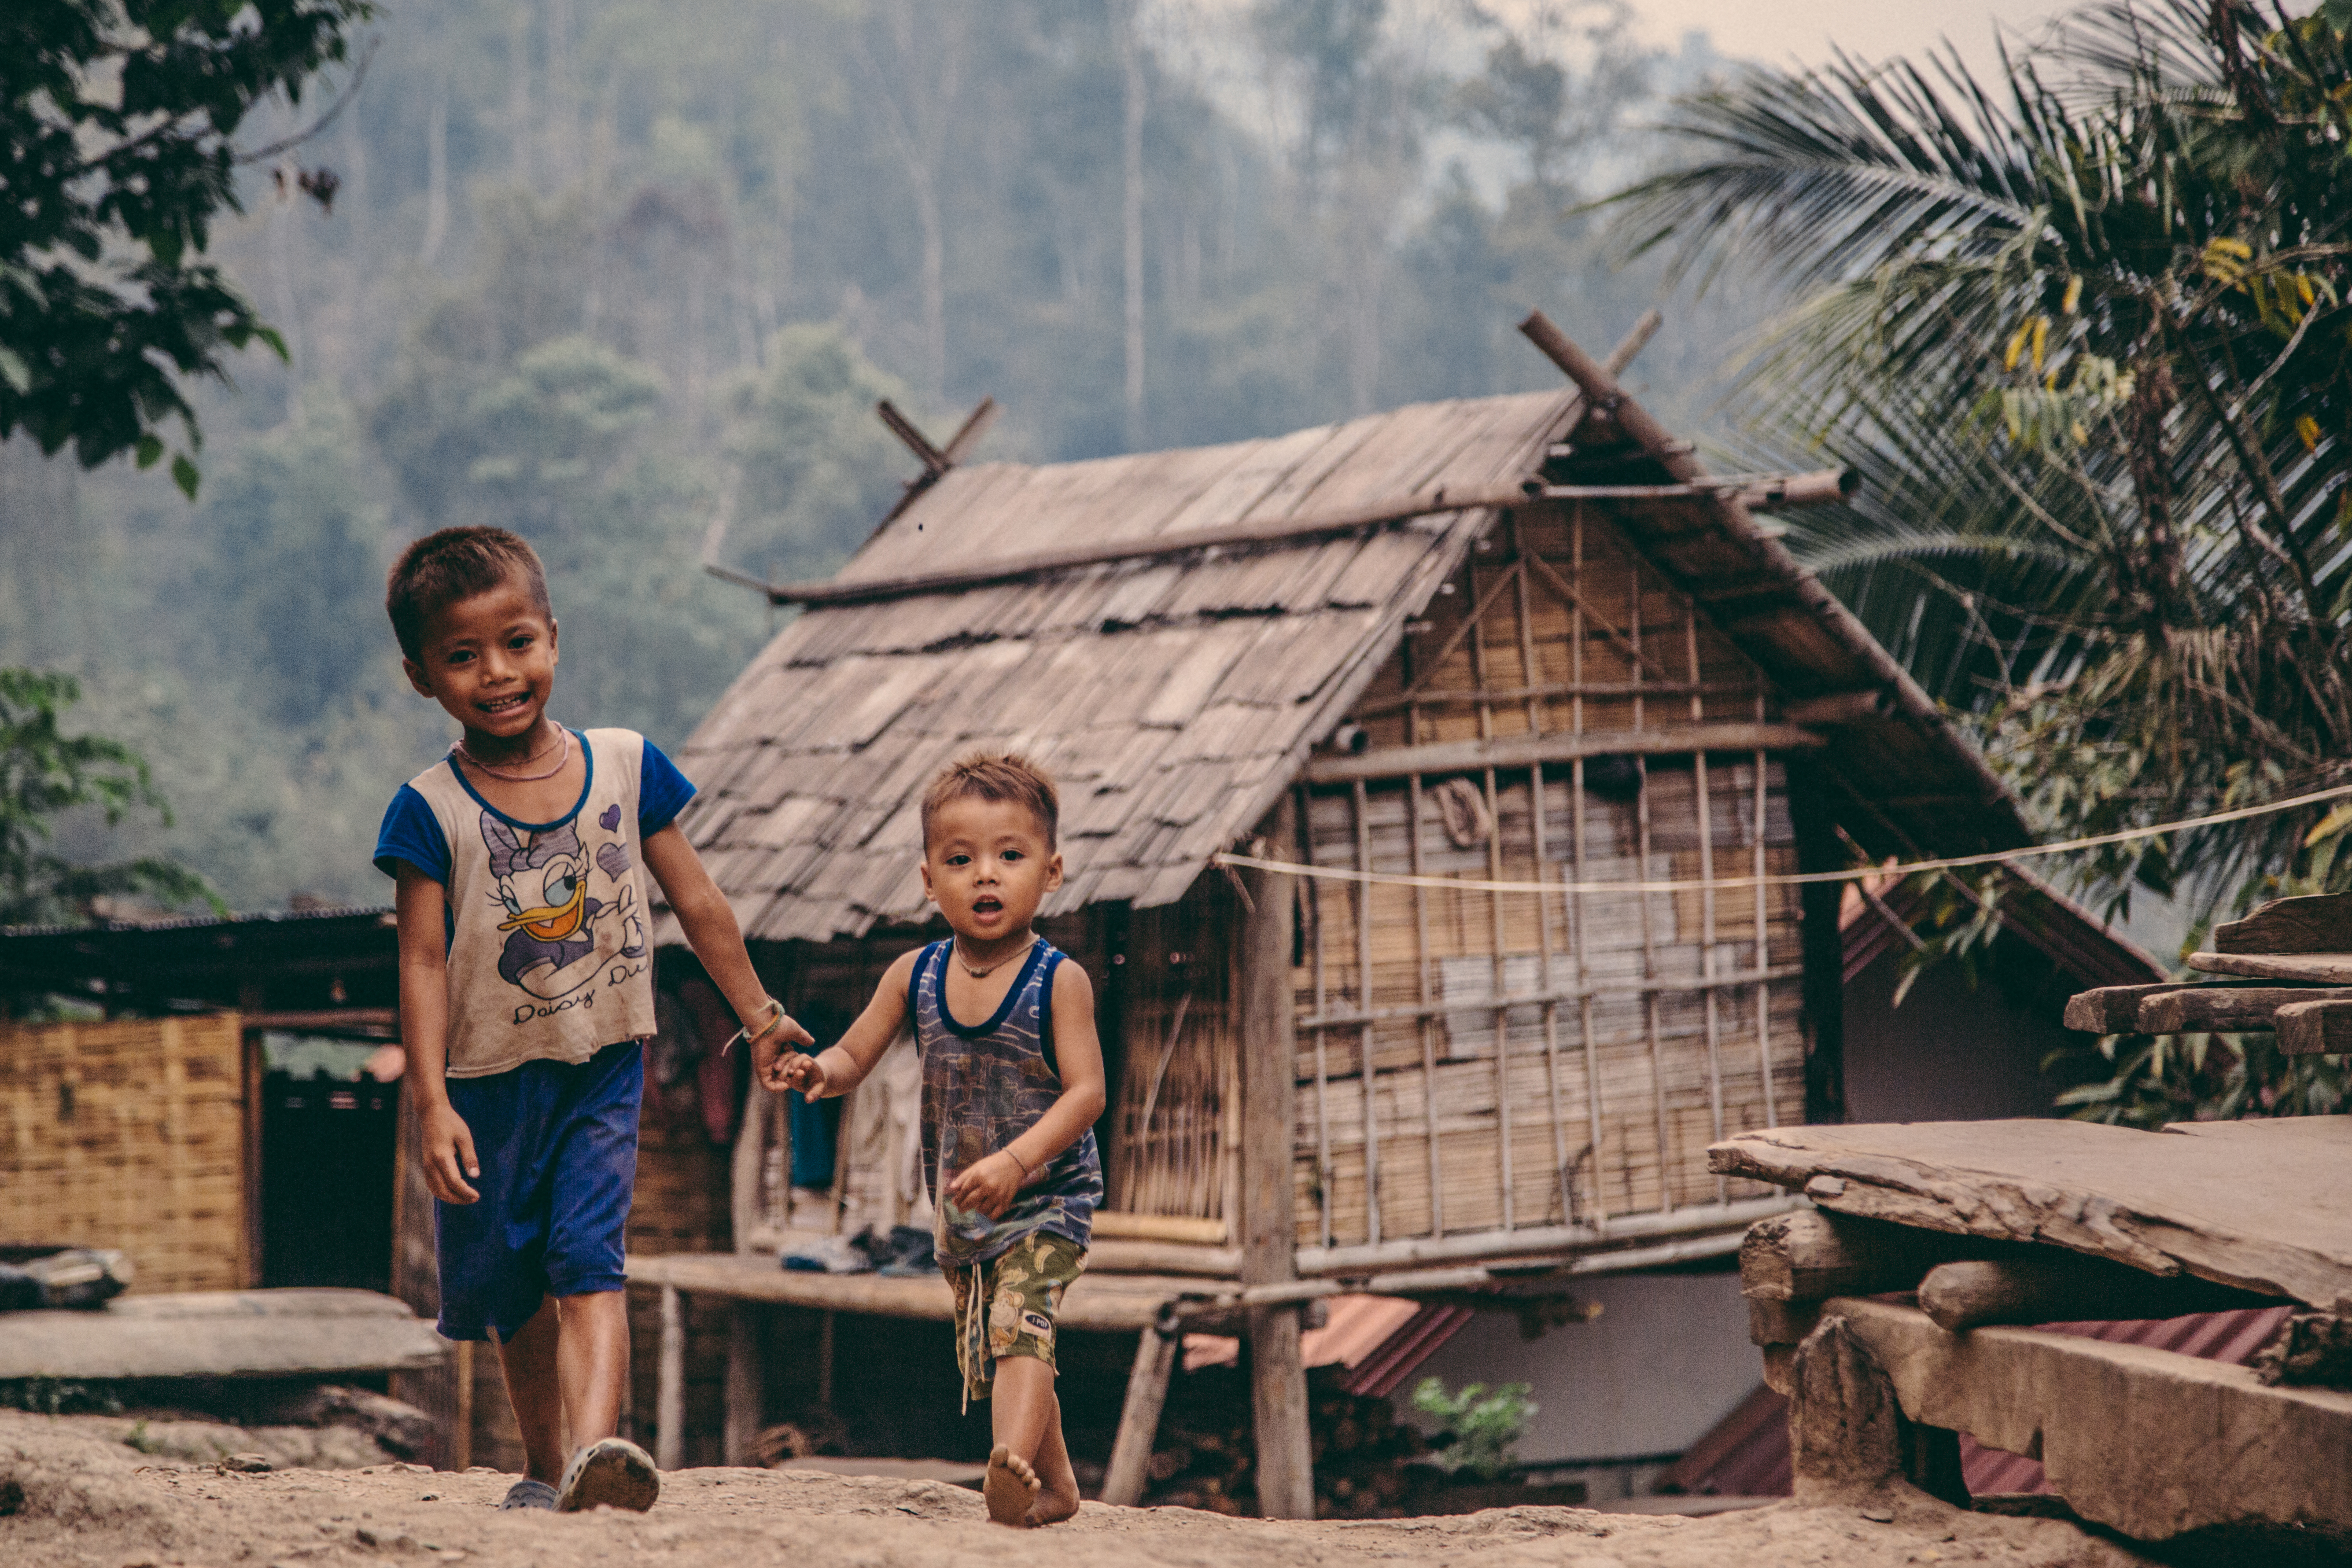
[
  {"xmin": 2277, "ymin": 996, "xmax": 2352, "ymax": 1055},
  {"xmin": 2186, "ymin": 950, "xmax": 2352, "ymax": 982},
  {"xmin": 625, "ymin": 1251, "xmax": 1209, "ymax": 1332},
  {"xmin": 2061, "ymin": 979, "xmax": 2277, "ymax": 1034},
  {"xmin": 1825, "ymin": 1295, "xmax": 2352, "ymax": 1540},
  {"xmin": 2213, "ymin": 891, "xmax": 2352, "ymax": 954},
  {"xmin": 1709, "ymin": 1118, "xmax": 2352, "ymax": 1309},
  {"xmin": 0, "ymin": 1288, "xmax": 446, "ymax": 1380}
]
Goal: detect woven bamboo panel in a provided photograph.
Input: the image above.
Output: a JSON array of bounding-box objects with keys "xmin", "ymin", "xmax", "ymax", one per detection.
[
  {"xmin": 1290, "ymin": 513, "xmax": 1809, "ymax": 1252},
  {"xmin": 0, "ymin": 1015, "xmax": 248, "ymax": 1294},
  {"xmin": 1105, "ymin": 885, "xmax": 1238, "ymax": 1222}
]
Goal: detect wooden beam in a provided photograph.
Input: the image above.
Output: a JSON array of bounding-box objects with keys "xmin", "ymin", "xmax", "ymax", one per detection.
[
  {"xmin": 741, "ymin": 484, "xmax": 1533, "ymax": 608},
  {"xmin": 1100, "ymin": 1326, "xmax": 1179, "ymax": 1507},
  {"xmin": 1239, "ymin": 794, "xmax": 1313, "ymax": 1522},
  {"xmin": 724, "ymin": 1302, "xmax": 763, "ymax": 1465},
  {"xmin": 1601, "ymin": 309, "xmax": 1663, "ymax": 375},
  {"xmin": 2190, "ymin": 950, "xmax": 2352, "ymax": 982},
  {"xmin": 1304, "ymin": 723, "xmax": 1822, "ymax": 785},
  {"xmin": 1822, "ymin": 1294, "xmax": 2352, "ymax": 1541},
  {"xmin": 2278, "ymin": 996, "xmax": 2352, "ymax": 1055},
  {"xmin": 875, "ymin": 399, "xmax": 947, "ymax": 473},
  {"xmin": 1740, "ymin": 1208, "xmax": 1989, "ymax": 1303},
  {"xmin": 1917, "ymin": 1255, "xmax": 2275, "ymax": 1333},
  {"xmin": 656, "ymin": 1285, "xmax": 687, "ymax": 1471},
  {"xmin": 0, "ymin": 1289, "xmax": 447, "ymax": 1380},
  {"xmin": 2062, "ymin": 981, "xmax": 2343, "ymax": 1034},
  {"xmin": 2215, "ymin": 891, "xmax": 2352, "ymax": 954},
  {"xmin": 1091, "ymin": 1211, "xmax": 1230, "ymax": 1246},
  {"xmin": 2145, "ymin": 986, "xmax": 2352, "ymax": 1034},
  {"xmin": 243, "ymin": 1007, "xmax": 400, "ymax": 1036},
  {"xmin": 939, "ymin": 396, "xmax": 999, "ymax": 465}
]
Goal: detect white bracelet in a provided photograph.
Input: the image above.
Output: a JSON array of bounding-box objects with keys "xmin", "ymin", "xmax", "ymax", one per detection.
[{"xmin": 721, "ymin": 997, "xmax": 786, "ymax": 1055}]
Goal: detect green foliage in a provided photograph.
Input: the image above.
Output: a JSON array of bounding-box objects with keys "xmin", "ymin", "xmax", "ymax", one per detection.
[
  {"xmin": 1608, "ymin": 0, "xmax": 2352, "ymax": 1122},
  {"xmin": 1408, "ymin": 1376, "xmax": 1534, "ymax": 1482},
  {"xmin": 0, "ymin": 668, "xmax": 214, "ymax": 926},
  {"xmin": 0, "ymin": 0, "xmax": 371, "ymax": 490},
  {"xmin": 0, "ymin": 1377, "xmax": 120, "ymax": 1417}
]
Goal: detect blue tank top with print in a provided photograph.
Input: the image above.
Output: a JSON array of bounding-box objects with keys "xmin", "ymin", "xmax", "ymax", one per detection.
[{"xmin": 910, "ymin": 936, "xmax": 1101, "ymax": 1267}]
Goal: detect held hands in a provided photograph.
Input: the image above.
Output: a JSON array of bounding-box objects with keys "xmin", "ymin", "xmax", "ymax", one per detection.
[
  {"xmin": 746, "ymin": 1005, "xmax": 816, "ymax": 1092},
  {"xmin": 770, "ymin": 1049, "xmax": 829, "ymax": 1101},
  {"xmin": 419, "ymin": 1101, "xmax": 480, "ymax": 1205},
  {"xmin": 944, "ymin": 1150, "xmax": 1027, "ymax": 1220}
]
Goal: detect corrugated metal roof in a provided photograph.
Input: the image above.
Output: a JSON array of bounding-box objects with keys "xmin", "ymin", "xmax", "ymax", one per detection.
[
  {"xmin": 1178, "ymin": 1292, "xmax": 1474, "ymax": 1396},
  {"xmin": 671, "ymin": 390, "xmax": 1584, "ymax": 943},
  {"xmin": 1665, "ymin": 1306, "xmax": 2293, "ymax": 1499}
]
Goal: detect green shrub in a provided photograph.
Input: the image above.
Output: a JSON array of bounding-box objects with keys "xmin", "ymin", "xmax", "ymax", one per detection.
[{"xmin": 1409, "ymin": 1376, "xmax": 1534, "ymax": 1482}]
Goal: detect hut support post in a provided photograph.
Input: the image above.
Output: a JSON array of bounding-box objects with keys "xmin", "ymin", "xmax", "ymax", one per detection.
[
  {"xmin": 1241, "ymin": 795, "xmax": 1315, "ymax": 1520},
  {"xmin": 1102, "ymin": 1324, "xmax": 1179, "ymax": 1506},
  {"xmin": 656, "ymin": 1285, "xmax": 687, "ymax": 1470},
  {"xmin": 724, "ymin": 1303, "xmax": 763, "ymax": 1465}
]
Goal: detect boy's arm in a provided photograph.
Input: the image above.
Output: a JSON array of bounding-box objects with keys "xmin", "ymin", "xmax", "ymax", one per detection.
[
  {"xmin": 394, "ymin": 865, "xmax": 479, "ymax": 1205},
  {"xmin": 641, "ymin": 823, "xmax": 814, "ymax": 1074},
  {"xmin": 944, "ymin": 961, "xmax": 1108, "ymax": 1220},
  {"xmin": 774, "ymin": 950, "xmax": 919, "ymax": 1100}
]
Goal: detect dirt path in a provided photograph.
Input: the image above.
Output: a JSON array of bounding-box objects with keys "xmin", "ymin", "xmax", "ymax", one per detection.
[{"xmin": 0, "ymin": 1411, "xmax": 2153, "ymax": 1568}]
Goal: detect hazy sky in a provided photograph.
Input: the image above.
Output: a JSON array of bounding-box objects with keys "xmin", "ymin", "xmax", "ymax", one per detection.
[{"xmin": 1623, "ymin": 0, "xmax": 2081, "ymax": 75}]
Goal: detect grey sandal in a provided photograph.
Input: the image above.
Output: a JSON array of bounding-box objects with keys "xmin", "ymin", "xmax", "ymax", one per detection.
[
  {"xmin": 499, "ymin": 1478, "xmax": 558, "ymax": 1510},
  {"xmin": 556, "ymin": 1436, "xmax": 660, "ymax": 1513}
]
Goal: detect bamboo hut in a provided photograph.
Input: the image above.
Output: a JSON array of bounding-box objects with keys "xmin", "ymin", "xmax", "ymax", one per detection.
[{"xmin": 652, "ymin": 313, "xmax": 2041, "ymax": 1503}]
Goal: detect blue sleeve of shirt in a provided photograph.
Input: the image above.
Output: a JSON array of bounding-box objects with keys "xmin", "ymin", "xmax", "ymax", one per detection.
[
  {"xmin": 639, "ymin": 739, "xmax": 698, "ymax": 836},
  {"xmin": 374, "ymin": 783, "xmax": 451, "ymax": 884}
]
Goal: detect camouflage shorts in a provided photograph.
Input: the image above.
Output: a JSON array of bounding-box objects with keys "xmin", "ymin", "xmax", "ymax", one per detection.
[{"xmin": 944, "ymin": 1231, "xmax": 1087, "ymax": 1404}]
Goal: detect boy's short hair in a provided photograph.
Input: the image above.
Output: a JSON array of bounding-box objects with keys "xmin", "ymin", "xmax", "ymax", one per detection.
[
  {"xmin": 386, "ymin": 527, "xmax": 552, "ymax": 661},
  {"xmin": 921, "ymin": 753, "xmax": 1058, "ymax": 850}
]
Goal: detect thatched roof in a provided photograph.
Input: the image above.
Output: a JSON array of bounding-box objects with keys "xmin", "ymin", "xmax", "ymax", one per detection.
[
  {"xmin": 672, "ymin": 329, "xmax": 2032, "ymax": 946},
  {"xmin": 675, "ymin": 388, "xmax": 1582, "ymax": 942}
]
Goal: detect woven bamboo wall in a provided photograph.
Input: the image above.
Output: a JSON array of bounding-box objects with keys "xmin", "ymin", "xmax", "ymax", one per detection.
[
  {"xmin": 0, "ymin": 1015, "xmax": 249, "ymax": 1293},
  {"xmin": 1290, "ymin": 503, "xmax": 1809, "ymax": 1253},
  {"xmin": 1103, "ymin": 884, "xmax": 1238, "ymax": 1224}
]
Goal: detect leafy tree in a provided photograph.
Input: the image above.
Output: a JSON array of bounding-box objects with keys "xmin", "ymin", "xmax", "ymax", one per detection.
[
  {"xmin": 1605, "ymin": 0, "xmax": 2352, "ymax": 1121},
  {"xmin": 2, "ymin": 0, "xmax": 371, "ymax": 496},
  {"xmin": 0, "ymin": 670, "xmax": 213, "ymax": 926}
]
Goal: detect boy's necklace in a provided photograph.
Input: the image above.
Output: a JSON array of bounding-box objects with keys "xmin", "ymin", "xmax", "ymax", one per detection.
[
  {"xmin": 953, "ymin": 934, "xmax": 1034, "ymax": 979},
  {"xmin": 453, "ymin": 724, "xmax": 570, "ymax": 782}
]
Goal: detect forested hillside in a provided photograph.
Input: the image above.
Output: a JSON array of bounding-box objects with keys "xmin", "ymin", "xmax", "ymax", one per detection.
[{"xmin": 0, "ymin": 0, "xmax": 1751, "ymax": 911}]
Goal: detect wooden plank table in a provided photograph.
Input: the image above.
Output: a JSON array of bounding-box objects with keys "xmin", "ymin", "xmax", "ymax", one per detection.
[
  {"xmin": 1711, "ymin": 1117, "xmax": 2352, "ymax": 1309},
  {"xmin": 1713, "ymin": 1117, "xmax": 2352, "ymax": 1543},
  {"xmin": 0, "ymin": 1288, "xmax": 447, "ymax": 1380}
]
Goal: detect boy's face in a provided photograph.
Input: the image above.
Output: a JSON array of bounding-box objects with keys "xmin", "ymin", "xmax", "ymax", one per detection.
[
  {"xmin": 920, "ymin": 795, "xmax": 1062, "ymax": 945},
  {"xmin": 402, "ymin": 575, "xmax": 560, "ymax": 741}
]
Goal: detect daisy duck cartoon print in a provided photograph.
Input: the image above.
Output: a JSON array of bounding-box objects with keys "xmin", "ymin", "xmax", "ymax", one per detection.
[{"xmin": 484, "ymin": 801, "xmax": 647, "ymax": 1016}]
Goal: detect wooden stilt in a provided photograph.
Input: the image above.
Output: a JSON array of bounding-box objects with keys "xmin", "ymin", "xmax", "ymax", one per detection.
[
  {"xmin": 1101, "ymin": 1326, "xmax": 1179, "ymax": 1506},
  {"xmin": 1239, "ymin": 795, "xmax": 1314, "ymax": 1521},
  {"xmin": 656, "ymin": 1285, "xmax": 686, "ymax": 1471},
  {"xmin": 724, "ymin": 1301, "xmax": 763, "ymax": 1465}
]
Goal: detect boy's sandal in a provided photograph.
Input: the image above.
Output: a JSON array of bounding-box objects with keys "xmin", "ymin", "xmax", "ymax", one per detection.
[
  {"xmin": 499, "ymin": 1478, "xmax": 558, "ymax": 1510},
  {"xmin": 556, "ymin": 1436, "xmax": 661, "ymax": 1513}
]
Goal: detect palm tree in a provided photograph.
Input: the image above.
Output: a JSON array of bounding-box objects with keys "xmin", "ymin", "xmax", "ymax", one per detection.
[{"xmin": 1602, "ymin": 0, "xmax": 2352, "ymax": 1119}]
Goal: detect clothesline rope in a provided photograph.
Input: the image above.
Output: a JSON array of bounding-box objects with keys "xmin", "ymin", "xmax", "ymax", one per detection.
[{"xmin": 1209, "ymin": 781, "xmax": 2352, "ymax": 898}]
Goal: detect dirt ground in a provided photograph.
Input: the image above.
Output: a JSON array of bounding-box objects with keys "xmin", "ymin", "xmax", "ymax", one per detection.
[{"xmin": 0, "ymin": 1410, "xmax": 2159, "ymax": 1568}]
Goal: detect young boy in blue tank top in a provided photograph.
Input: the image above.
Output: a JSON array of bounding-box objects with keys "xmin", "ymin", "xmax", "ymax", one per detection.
[
  {"xmin": 768, "ymin": 754, "xmax": 1107, "ymax": 1528},
  {"xmin": 376, "ymin": 527, "xmax": 812, "ymax": 1513}
]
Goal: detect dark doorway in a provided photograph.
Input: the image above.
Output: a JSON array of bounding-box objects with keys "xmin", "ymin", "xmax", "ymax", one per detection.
[{"xmin": 258, "ymin": 1034, "xmax": 399, "ymax": 1292}]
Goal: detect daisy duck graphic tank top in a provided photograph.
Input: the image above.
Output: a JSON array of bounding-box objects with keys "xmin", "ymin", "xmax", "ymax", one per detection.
[{"xmin": 911, "ymin": 937, "xmax": 1102, "ymax": 1268}]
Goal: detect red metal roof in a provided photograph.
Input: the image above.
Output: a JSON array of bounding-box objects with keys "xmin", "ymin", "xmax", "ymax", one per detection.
[
  {"xmin": 1665, "ymin": 1306, "xmax": 2292, "ymax": 1499},
  {"xmin": 1180, "ymin": 1293, "xmax": 1475, "ymax": 1396}
]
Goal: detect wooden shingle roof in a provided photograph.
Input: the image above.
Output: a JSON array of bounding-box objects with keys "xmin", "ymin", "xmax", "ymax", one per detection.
[{"xmin": 674, "ymin": 389, "xmax": 1583, "ymax": 942}]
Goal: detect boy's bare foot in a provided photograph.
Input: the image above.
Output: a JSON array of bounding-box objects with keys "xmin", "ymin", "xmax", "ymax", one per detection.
[
  {"xmin": 1024, "ymin": 1474, "xmax": 1080, "ymax": 1527},
  {"xmin": 983, "ymin": 1444, "xmax": 1041, "ymax": 1527}
]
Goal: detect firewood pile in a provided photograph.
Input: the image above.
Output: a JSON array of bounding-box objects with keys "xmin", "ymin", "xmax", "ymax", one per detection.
[
  {"xmin": 2064, "ymin": 890, "xmax": 2352, "ymax": 1051},
  {"xmin": 1139, "ymin": 1364, "xmax": 1428, "ymax": 1518}
]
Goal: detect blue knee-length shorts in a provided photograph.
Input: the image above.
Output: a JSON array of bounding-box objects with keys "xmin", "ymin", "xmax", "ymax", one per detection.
[{"xmin": 435, "ymin": 1040, "xmax": 642, "ymax": 1342}]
